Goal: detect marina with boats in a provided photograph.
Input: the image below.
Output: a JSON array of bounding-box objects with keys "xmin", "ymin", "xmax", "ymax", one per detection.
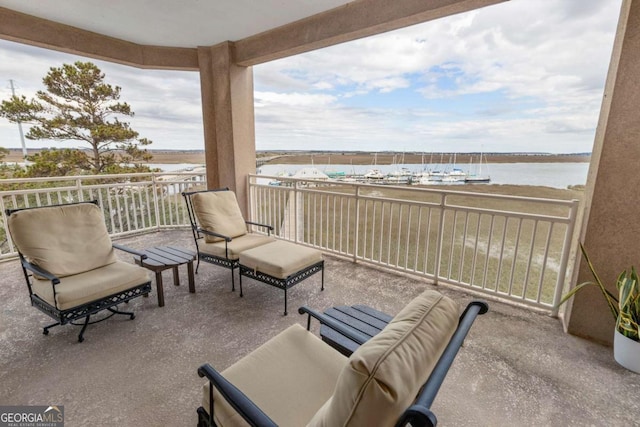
[
  {"xmin": 145, "ymin": 151, "xmax": 589, "ymax": 189},
  {"xmin": 264, "ymin": 153, "xmax": 492, "ymax": 186}
]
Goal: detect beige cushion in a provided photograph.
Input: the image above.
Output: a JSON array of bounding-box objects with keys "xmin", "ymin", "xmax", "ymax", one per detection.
[
  {"xmin": 203, "ymin": 324, "xmax": 347, "ymax": 427},
  {"xmin": 32, "ymin": 261, "xmax": 151, "ymax": 310},
  {"xmin": 307, "ymin": 290, "xmax": 459, "ymax": 427},
  {"xmin": 7, "ymin": 203, "xmax": 117, "ymax": 277},
  {"xmin": 192, "ymin": 191, "xmax": 247, "ymax": 243},
  {"xmin": 198, "ymin": 234, "xmax": 275, "ymax": 260},
  {"xmin": 239, "ymin": 241, "xmax": 322, "ymax": 279}
]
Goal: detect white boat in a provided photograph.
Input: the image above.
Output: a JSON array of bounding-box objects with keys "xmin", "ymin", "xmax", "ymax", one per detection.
[
  {"xmin": 364, "ymin": 169, "xmax": 385, "ymax": 180},
  {"xmin": 386, "ymin": 167, "xmax": 412, "ymax": 184},
  {"xmin": 418, "ymin": 175, "xmax": 443, "ymax": 185},
  {"xmin": 446, "ymin": 168, "xmax": 467, "ymax": 181},
  {"xmin": 465, "ymin": 152, "xmax": 491, "ymax": 183},
  {"xmin": 442, "ymin": 175, "xmax": 461, "ymax": 183},
  {"xmin": 292, "ymin": 167, "xmax": 329, "ymax": 180}
]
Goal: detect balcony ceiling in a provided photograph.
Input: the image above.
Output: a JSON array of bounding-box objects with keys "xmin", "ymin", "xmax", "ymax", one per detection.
[
  {"xmin": 0, "ymin": 0, "xmax": 507, "ymax": 68},
  {"xmin": 0, "ymin": 0, "xmax": 355, "ymax": 48}
]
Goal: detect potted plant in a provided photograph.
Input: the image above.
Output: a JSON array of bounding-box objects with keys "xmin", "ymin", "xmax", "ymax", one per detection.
[{"xmin": 558, "ymin": 243, "xmax": 640, "ymax": 373}]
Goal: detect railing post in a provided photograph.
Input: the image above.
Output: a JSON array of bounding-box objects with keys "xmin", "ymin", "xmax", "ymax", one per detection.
[
  {"xmin": 353, "ymin": 185, "xmax": 361, "ymax": 263},
  {"xmin": 551, "ymin": 199, "xmax": 580, "ymax": 317},
  {"xmin": 0, "ymin": 195, "xmax": 14, "ymax": 254},
  {"xmin": 76, "ymin": 177, "xmax": 84, "ymax": 202},
  {"xmin": 247, "ymin": 174, "xmax": 253, "ymax": 223},
  {"xmin": 434, "ymin": 192, "xmax": 447, "ymax": 285},
  {"xmin": 152, "ymin": 173, "xmax": 161, "ymax": 230},
  {"xmin": 294, "ymin": 180, "xmax": 300, "ymax": 244}
]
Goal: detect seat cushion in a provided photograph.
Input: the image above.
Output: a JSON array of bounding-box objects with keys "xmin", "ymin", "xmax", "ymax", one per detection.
[
  {"xmin": 7, "ymin": 202, "xmax": 117, "ymax": 277},
  {"xmin": 307, "ymin": 290, "xmax": 459, "ymax": 427},
  {"xmin": 32, "ymin": 261, "xmax": 151, "ymax": 310},
  {"xmin": 203, "ymin": 324, "xmax": 347, "ymax": 427},
  {"xmin": 192, "ymin": 191, "xmax": 248, "ymax": 243},
  {"xmin": 198, "ymin": 234, "xmax": 275, "ymax": 260},
  {"xmin": 239, "ymin": 241, "xmax": 323, "ymax": 279}
]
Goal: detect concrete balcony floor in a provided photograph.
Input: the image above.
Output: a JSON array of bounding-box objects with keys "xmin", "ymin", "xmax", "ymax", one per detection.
[{"xmin": 0, "ymin": 230, "xmax": 637, "ymax": 426}]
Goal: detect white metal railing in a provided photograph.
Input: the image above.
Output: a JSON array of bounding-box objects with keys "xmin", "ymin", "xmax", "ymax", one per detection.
[
  {"xmin": 0, "ymin": 171, "xmax": 207, "ymax": 259},
  {"xmin": 248, "ymin": 174, "xmax": 580, "ymax": 313}
]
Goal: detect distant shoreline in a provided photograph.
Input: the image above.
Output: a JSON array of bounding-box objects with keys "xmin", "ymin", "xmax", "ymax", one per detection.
[
  {"xmin": 257, "ymin": 152, "xmax": 591, "ymax": 165},
  {"xmin": 2, "ymin": 148, "xmax": 591, "ymax": 165}
]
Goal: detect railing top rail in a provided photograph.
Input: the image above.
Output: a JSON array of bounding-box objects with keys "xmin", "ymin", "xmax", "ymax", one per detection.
[
  {"xmin": 0, "ymin": 173, "xmax": 207, "ymax": 196},
  {"xmin": 0, "ymin": 185, "xmax": 79, "ymax": 196},
  {"xmin": 0, "ymin": 181, "xmax": 160, "ymax": 196},
  {"xmin": 444, "ymin": 203, "xmax": 574, "ymax": 223},
  {"xmin": 0, "ymin": 171, "xmax": 207, "ymax": 258},
  {"xmin": 249, "ymin": 174, "xmax": 580, "ymax": 207},
  {"xmin": 0, "ymin": 171, "xmax": 206, "ymax": 185}
]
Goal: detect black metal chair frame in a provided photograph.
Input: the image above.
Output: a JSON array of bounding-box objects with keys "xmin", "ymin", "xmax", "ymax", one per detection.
[
  {"xmin": 196, "ymin": 299, "xmax": 488, "ymax": 427},
  {"xmin": 182, "ymin": 188, "xmax": 273, "ymax": 291},
  {"xmin": 239, "ymin": 260, "xmax": 324, "ymax": 315},
  {"xmin": 6, "ymin": 201, "xmax": 152, "ymax": 342}
]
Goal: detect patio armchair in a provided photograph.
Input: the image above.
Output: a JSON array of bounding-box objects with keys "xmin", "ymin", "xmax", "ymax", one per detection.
[
  {"xmin": 196, "ymin": 290, "xmax": 488, "ymax": 427},
  {"xmin": 182, "ymin": 188, "xmax": 274, "ymax": 291},
  {"xmin": 6, "ymin": 201, "xmax": 152, "ymax": 342}
]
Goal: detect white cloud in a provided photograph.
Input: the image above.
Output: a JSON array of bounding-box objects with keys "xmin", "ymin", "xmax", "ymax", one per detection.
[
  {"xmin": 255, "ymin": 92, "xmax": 337, "ymax": 107},
  {"xmin": 253, "ymin": 0, "xmax": 622, "ymax": 152}
]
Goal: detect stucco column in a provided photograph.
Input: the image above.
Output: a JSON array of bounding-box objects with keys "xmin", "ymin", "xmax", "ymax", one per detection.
[
  {"xmin": 197, "ymin": 42, "xmax": 256, "ymax": 214},
  {"xmin": 564, "ymin": 0, "xmax": 640, "ymax": 345}
]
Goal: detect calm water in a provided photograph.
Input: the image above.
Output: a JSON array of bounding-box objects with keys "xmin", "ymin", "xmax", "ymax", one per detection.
[
  {"xmin": 257, "ymin": 162, "xmax": 590, "ymax": 189},
  {"xmin": 154, "ymin": 162, "xmax": 590, "ymax": 189},
  {"xmin": 151, "ymin": 163, "xmax": 203, "ymax": 172}
]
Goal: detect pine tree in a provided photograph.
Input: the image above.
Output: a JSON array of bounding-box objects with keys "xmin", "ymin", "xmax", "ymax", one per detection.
[{"xmin": 0, "ymin": 61, "xmax": 153, "ymax": 176}]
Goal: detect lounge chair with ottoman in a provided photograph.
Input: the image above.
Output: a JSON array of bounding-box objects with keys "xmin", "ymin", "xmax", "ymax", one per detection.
[
  {"xmin": 184, "ymin": 188, "xmax": 324, "ymax": 314},
  {"xmin": 196, "ymin": 289, "xmax": 488, "ymax": 427},
  {"xmin": 182, "ymin": 188, "xmax": 275, "ymax": 291}
]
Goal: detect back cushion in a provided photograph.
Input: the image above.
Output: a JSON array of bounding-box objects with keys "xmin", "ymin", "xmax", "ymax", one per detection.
[
  {"xmin": 191, "ymin": 191, "xmax": 247, "ymax": 243},
  {"xmin": 307, "ymin": 290, "xmax": 459, "ymax": 427},
  {"xmin": 7, "ymin": 203, "xmax": 116, "ymax": 278}
]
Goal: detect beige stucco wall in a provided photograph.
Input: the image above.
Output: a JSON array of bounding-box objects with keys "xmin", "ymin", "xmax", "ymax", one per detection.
[
  {"xmin": 197, "ymin": 43, "xmax": 255, "ymax": 215},
  {"xmin": 565, "ymin": 0, "xmax": 640, "ymax": 345}
]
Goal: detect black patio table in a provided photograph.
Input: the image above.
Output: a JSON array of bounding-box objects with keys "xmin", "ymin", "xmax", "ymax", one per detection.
[
  {"xmin": 135, "ymin": 246, "xmax": 196, "ymax": 307},
  {"xmin": 319, "ymin": 304, "xmax": 393, "ymax": 356}
]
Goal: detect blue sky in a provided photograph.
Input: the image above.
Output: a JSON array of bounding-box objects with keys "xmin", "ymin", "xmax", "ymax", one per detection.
[{"xmin": 0, "ymin": 0, "xmax": 623, "ymax": 153}]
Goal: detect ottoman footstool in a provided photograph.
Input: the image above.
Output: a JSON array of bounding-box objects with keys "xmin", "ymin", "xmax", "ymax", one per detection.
[{"xmin": 238, "ymin": 240, "xmax": 324, "ymax": 315}]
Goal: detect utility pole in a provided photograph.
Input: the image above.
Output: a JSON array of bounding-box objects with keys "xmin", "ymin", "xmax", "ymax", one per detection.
[{"xmin": 9, "ymin": 79, "xmax": 28, "ymax": 159}]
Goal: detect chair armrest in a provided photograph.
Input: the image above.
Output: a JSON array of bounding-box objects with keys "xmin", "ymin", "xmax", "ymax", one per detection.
[
  {"xmin": 198, "ymin": 228, "xmax": 232, "ymax": 242},
  {"xmin": 245, "ymin": 221, "xmax": 274, "ymax": 233},
  {"xmin": 197, "ymin": 364, "xmax": 278, "ymax": 427},
  {"xmin": 112, "ymin": 243, "xmax": 147, "ymax": 260},
  {"xmin": 395, "ymin": 300, "xmax": 488, "ymax": 427},
  {"xmin": 298, "ymin": 306, "xmax": 370, "ymax": 346},
  {"xmin": 21, "ymin": 258, "xmax": 60, "ymax": 285}
]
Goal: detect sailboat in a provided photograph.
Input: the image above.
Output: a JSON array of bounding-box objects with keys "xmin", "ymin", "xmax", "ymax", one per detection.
[
  {"xmin": 445, "ymin": 153, "xmax": 467, "ymax": 181},
  {"xmin": 465, "ymin": 152, "xmax": 491, "ymax": 183}
]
